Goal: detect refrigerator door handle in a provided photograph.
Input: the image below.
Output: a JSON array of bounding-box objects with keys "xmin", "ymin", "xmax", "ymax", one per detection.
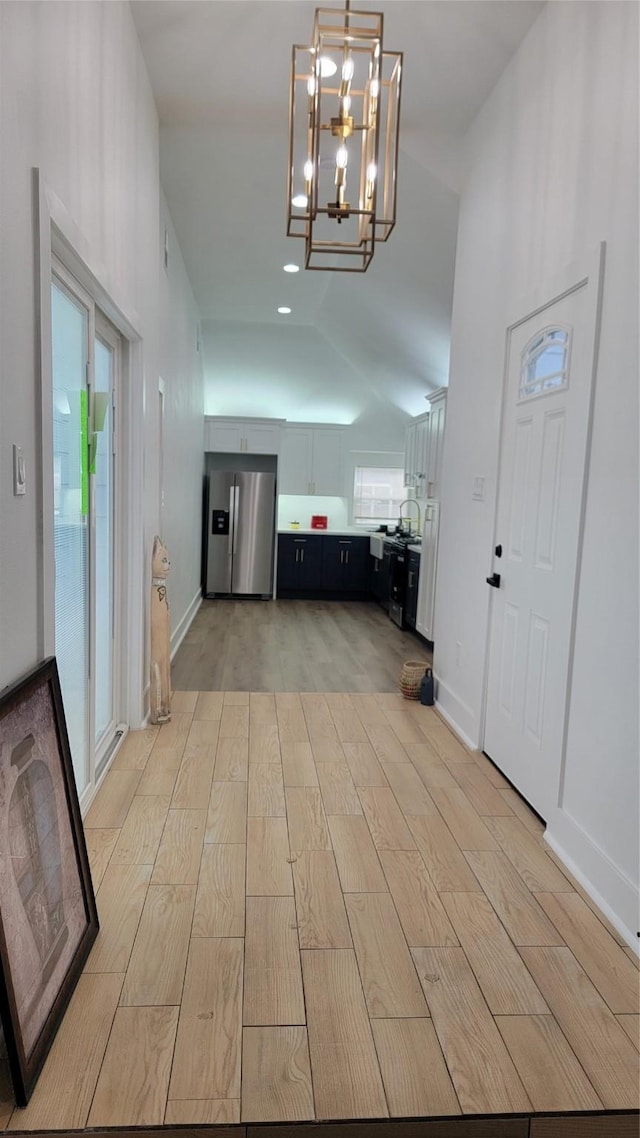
[
  {"xmin": 232, "ymin": 484, "xmax": 240, "ymax": 558},
  {"xmin": 228, "ymin": 486, "xmax": 235, "ymax": 565}
]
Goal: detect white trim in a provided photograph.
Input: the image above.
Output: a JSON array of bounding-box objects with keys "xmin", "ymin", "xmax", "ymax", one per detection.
[
  {"xmin": 544, "ymin": 820, "xmax": 639, "ymax": 951},
  {"xmin": 123, "ymin": 340, "xmax": 146, "ymax": 728},
  {"xmin": 171, "ymin": 590, "xmax": 203, "ymax": 661},
  {"xmin": 46, "ymin": 184, "xmax": 142, "ymax": 340},
  {"xmin": 556, "ymin": 245, "xmax": 606, "ymax": 808},
  {"xmin": 434, "ymin": 676, "xmax": 480, "ymax": 750},
  {"xmin": 33, "ymin": 168, "xmax": 55, "ymax": 661},
  {"xmin": 141, "ymin": 681, "xmax": 151, "ymax": 724},
  {"xmin": 434, "ymin": 697, "xmax": 479, "ymax": 754},
  {"xmin": 79, "ymin": 725, "xmax": 128, "ymax": 818}
]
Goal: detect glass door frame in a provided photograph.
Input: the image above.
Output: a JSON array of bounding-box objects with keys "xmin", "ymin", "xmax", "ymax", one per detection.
[
  {"xmin": 50, "ymin": 257, "xmax": 122, "ymax": 805},
  {"xmin": 93, "ymin": 310, "xmax": 122, "ymax": 779}
]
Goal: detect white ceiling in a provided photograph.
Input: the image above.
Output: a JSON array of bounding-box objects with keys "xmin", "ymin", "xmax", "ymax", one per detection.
[{"xmin": 132, "ymin": 0, "xmax": 543, "ymax": 426}]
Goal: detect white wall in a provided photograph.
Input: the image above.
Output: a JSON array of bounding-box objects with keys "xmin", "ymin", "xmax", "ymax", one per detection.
[
  {"xmin": 435, "ymin": 1, "xmax": 639, "ymax": 940},
  {"xmin": 0, "ymin": 2, "xmax": 203, "ymax": 721},
  {"xmin": 277, "ymin": 496, "xmax": 349, "ymax": 532},
  {"xmin": 158, "ymin": 194, "xmax": 204, "ymax": 655}
]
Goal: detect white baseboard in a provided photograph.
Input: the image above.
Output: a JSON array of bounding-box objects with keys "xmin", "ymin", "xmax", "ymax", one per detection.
[
  {"xmin": 434, "ymin": 698, "xmax": 479, "ymax": 753},
  {"xmin": 171, "ymin": 589, "xmax": 202, "ymax": 661},
  {"xmin": 434, "ymin": 676, "xmax": 481, "ymax": 750},
  {"xmin": 545, "ymin": 811, "xmax": 639, "ymax": 951},
  {"xmin": 138, "ymin": 681, "xmax": 151, "ymax": 727}
]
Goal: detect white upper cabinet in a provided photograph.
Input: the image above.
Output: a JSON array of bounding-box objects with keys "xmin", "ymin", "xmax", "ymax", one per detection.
[
  {"xmin": 279, "ymin": 426, "xmax": 345, "ymax": 495},
  {"xmin": 426, "ymin": 388, "xmax": 447, "ymax": 498},
  {"xmin": 404, "ymin": 389, "xmax": 447, "ymax": 500},
  {"xmin": 405, "ymin": 412, "xmax": 430, "ymax": 488},
  {"xmin": 204, "ymin": 417, "xmax": 282, "ymax": 454},
  {"xmin": 404, "ymin": 422, "xmax": 417, "ymax": 487},
  {"xmin": 279, "ymin": 428, "xmax": 311, "ymax": 492},
  {"xmin": 414, "ymin": 414, "xmax": 431, "ymax": 489}
]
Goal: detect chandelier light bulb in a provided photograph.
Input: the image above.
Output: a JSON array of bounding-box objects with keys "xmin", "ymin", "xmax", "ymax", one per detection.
[
  {"xmin": 341, "ymin": 56, "xmax": 354, "ymax": 82},
  {"xmin": 303, "ymin": 159, "xmax": 314, "ymax": 183},
  {"xmin": 336, "ymin": 145, "xmax": 348, "ymax": 169},
  {"xmin": 367, "ymin": 163, "xmax": 377, "ymax": 183},
  {"xmin": 319, "ymin": 55, "xmax": 337, "ymax": 77},
  {"xmin": 307, "ymin": 76, "xmax": 316, "ymax": 97},
  {"xmin": 370, "ymin": 78, "xmax": 380, "ymax": 99},
  {"xmin": 342, "ymin": 95, "xmax": 351, "ymax": 115}
]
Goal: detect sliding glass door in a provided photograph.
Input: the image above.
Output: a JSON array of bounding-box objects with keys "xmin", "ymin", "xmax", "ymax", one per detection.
[
  {"xmin": 51, "ymin": 279, "xmax": 91, "ymax": 796},
  {"xmin": 93, "ymin": 318, "xmax": 119, "ymax": 775},
  {"xmin": 51, "ymin": 266, "xmax": 121, "ymax": 802}
]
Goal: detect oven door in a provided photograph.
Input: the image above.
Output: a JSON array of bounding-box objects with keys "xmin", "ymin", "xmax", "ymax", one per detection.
[{"xmin": 389, "ymin": 549, "xmax": 406, "ymax": 628}]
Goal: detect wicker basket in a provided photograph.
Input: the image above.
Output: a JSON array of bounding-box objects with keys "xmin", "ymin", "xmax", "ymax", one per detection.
[{"xmin": 400, "ymin": 659, "xmax": 429, "ymax": 700}]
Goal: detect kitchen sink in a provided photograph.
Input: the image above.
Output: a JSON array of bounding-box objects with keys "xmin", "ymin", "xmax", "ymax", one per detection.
[{"xmin": 369, "ymin": 534, "xmax": 385, "ymax": 559}]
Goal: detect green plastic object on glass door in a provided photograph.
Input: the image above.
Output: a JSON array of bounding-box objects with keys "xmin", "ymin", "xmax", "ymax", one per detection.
[{"xmin": 79, "ymin": 388, "xmax": 89, "ymax": 516}]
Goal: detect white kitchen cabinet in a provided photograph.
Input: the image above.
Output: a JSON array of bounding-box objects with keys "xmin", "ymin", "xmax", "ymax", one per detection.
[
  {"xmin": 279, "ymin": 426, "xmax": 344, "ymax": 495},
  {"xmin": 404, "ymin": 412, "xmax": 431, "ymax": 488},
  {"xmin": 204, "ymin": 417, "xmax": 282, "ymax": 454},
  {"xmin": 425, "ymin": 388, "xmax": 447, "ymax": 498},
  {"xmin": 404, "ymin": 422, "xmax": 417, "ymax": 487},
  {"xmin": 415, "ymin": 500, "xmax": 440, "ymax": 641},
  {"xmin": 414, "ymin": 414, "xmax": 431, "ymax": 490},
  {"xmin": 404, "ymin": 392, "xmax": 447, "ymax": 498}
]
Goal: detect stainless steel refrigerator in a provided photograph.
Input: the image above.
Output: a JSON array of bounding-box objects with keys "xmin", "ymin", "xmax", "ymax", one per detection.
[{"xmin": 204, "ymin": 471, "xmax": 276, "ymax": 597}]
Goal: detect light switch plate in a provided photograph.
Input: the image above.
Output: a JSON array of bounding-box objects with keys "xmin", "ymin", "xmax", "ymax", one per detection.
[
  {"xmin": 13, "ymin": 444, "xmax": 26, "ymax": 496},
  {"xmin": 472, "ymin": 475, "xmax": 485, "ymax": 501}
]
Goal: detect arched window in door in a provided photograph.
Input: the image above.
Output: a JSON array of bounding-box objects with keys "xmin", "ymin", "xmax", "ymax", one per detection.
[{"xmin": 520, "ymin": 325, "xmax": 572, "ymax": 400}]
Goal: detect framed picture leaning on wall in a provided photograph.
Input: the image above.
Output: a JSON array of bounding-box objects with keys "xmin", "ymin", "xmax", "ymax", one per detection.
[{"xmin": 0, "ymin": 657, "xmax": 98, "ymax": 1106}]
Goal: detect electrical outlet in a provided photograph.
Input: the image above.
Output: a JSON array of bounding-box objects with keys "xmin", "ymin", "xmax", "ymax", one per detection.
[{"xmin": 472, "ymin": 475, "xmax": 485, "ymax": 501}]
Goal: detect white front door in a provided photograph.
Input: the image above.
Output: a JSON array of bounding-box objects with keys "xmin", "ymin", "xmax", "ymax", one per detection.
[{"xmin": 484, "ymin": 254, "xmax": 603, "ymax": 820}]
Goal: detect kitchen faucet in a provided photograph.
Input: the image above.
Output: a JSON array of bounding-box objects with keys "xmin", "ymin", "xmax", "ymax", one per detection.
[{"xmin": 398, "ymin": 498, "xmax": 421, "ymax": 536}]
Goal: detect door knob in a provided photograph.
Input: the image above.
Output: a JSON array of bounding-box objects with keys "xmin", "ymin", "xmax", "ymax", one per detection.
[
  {"xmin": 486, "ymin": 573, "xmax": 501, "ymax": 588},
  {"xmin": 495, "ymin": 544, "xmax": 503, "ymax": 558}
]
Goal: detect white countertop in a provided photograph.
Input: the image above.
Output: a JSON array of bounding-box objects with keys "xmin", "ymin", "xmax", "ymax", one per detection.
[
  {"xmin": 277, "ymin": 528, "xmax": 422, "ymax": 547},
  {"xmin": 278, "ymin": 527, "xmax": 374, "ymax": 536}
]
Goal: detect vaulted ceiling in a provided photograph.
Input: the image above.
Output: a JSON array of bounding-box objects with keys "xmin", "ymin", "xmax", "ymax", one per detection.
[{"xmin": 132, "ymin": 0, "xmax": 543, "ymax": 430}]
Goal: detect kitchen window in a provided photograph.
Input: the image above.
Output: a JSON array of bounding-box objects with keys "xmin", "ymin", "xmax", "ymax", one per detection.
[{"xmin": 353, "ymin": 466, "xmax": 405, "ymax": 524}]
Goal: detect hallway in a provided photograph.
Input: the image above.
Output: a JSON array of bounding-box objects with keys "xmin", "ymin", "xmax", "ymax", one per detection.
[
  {"xmin": 3, "ymin": 689, "xmax": 637, "ymax": 1134},
  {"xmin": 171, "ymin": 600, "xmax": 432, "ymax": 693}
]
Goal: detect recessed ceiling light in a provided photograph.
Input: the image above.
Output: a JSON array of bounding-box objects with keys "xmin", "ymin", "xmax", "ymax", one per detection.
[
  {"xmin": 319, "ymin": 56, "xmax": 337, "ymax": 77},
  {"xmin": 278, "ymin": 307, "xmax": 292, "ymax": 315},
  {"xmin": 291, "ymin": 193, "xmax": 308, "ymax": 209},
  {"xmin": 283, "ymin": 263, "xmax": 300, "ymax": 273}
]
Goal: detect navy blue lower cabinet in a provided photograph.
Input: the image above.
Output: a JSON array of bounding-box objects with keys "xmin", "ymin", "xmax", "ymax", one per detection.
[
  {"xmin": 322, "ymin": 536, "xmax": 371, "ymax": 593},
  {"xmin": 277, "ymin": 535, "xmax": 323, "ymax": 594},
  {"xmin": 370, "ymin": 554, "xmax": 387, "ymax": 604},
  {"xmin": 277, "ymin": 534, "xmax": 371, "ymax": 597}
]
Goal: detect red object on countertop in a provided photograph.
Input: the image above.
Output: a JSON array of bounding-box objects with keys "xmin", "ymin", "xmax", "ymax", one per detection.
[{"xmin": 311, "ymin": 515, "xmax": 328, "ymax": 529}]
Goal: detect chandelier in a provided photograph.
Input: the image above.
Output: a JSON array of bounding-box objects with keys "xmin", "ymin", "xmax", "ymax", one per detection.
[{"xmin": 287, "ymin": 1, "xmax": 402, "ymax": 272}]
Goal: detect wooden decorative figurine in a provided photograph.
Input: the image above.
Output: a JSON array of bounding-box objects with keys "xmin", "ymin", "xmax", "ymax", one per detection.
[{"xmin": 150, "ymin": 536, "xmax": 172, "ymax": 724}]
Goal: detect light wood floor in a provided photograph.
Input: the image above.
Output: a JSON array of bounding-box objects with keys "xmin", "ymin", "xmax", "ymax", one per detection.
[
  {"xmin": 3, "ymin": 691, "xmax": 638, "ymax": 1132},
  {"xmin": 171, "ymin": 600, "xmax": 432, "ymax": 692}
]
